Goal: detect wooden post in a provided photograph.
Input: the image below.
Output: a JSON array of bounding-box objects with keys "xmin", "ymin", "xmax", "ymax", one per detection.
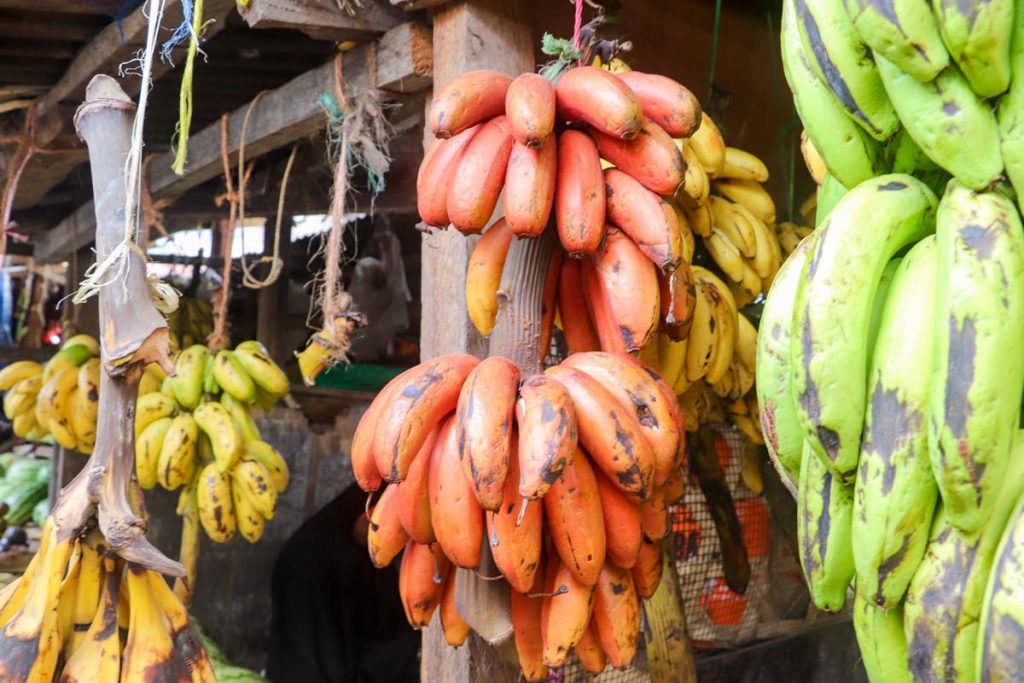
[
  {"xmin": 256, "ymin": 215, "xmax": 291, "ymax": 364},
  {"xmin": 419, "ymin": 1, "xmax": 533, "ymax": 680}
]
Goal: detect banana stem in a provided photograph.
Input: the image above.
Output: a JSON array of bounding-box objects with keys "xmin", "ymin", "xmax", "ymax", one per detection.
[
  {"xmin": 488, "ymin": 228, "xmax": 556, "ymax": 375},
  {"xmin": 50, "ymin": 75, "xmax": 182, "ymax": 577}
]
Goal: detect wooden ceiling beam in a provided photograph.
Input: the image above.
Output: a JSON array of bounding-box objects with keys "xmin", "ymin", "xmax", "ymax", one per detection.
[
  {"xmin": 0, "ymin": 0, "xmax": 108, "ymax": 14},
  {"xmin": 37, "ymin": 0, "xmax": 236, "ymax": 113},
  {"xmin": 238, "ymin": 0, "xmax": 403, "ymax": 41},
  {"xmin": 35, "ymin": 21, "xmax": 433, "ymax": 263}
]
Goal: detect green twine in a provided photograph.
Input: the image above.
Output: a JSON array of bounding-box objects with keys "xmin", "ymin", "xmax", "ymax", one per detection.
[
  {"xmin": 171, "ymin": 0, "xmax": 204, "ymax": 176},
  {"xmin": 707, "ymin": 0, "xmax": 722, "ymax": 104},
  {"xmin": 317, "ymin": 91, "xmax": 388, "ymax": 195}
]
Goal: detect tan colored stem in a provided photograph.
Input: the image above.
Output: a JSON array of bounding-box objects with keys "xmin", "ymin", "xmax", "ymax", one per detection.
[{"xmin": 52, "ymin": 75, "xmax": 182, "ymax": 576}]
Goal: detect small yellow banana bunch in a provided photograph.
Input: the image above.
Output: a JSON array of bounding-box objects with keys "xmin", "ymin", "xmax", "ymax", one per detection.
[
  {"xmin": 0, "ymin": 521, "xmax": 216, "ymax": 681},
  {"xmin": 0, "ymin": 334, "xmax": 101, "ymax": 452},
  {"xmin": 165, "ymin": 295, "xmax": 214, "ymax": 353},
  {"xmin": 135, "ymin": 340, "xmax": 291, "ymax": 544},
  {"xmin": 647, "ymin": 267, "xmax": 765, "ymax": 447}
]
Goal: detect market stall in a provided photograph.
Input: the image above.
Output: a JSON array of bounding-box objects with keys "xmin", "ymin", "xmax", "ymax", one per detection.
[{"xmin": 3, "ymin": 0, "xmax": 1018, "ymax": 681}]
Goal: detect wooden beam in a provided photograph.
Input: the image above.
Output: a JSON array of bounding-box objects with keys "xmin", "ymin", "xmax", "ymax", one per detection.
[
  {"xmin": 37, "ymin": 0, "xmax": 236, "ymax": 113},
  {"xmin": 0, "ymin": 0, "xmax": 107, "ymax": 14},
  {"xmin": 419, "ymin": 0, "xmax": 532, "ymax": 677},
  {"xmin": 239, "ymin": 0, "xmax": 403, "ymax": 41},
  {"xmin": 36, "ymin": 21, "xmax": 433, "ymax": 263},
  {"xmin": 391, "ymin": 0, "xmax": 451, "ymax": 10}
]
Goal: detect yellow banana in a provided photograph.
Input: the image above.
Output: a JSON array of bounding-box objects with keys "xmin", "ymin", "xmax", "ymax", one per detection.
[
  {"xmin": 714, "ymin": 147, "xmax": 769, "ymax": 182},
  {"xmin": 134, "ymin": 391, "xmax": 178, "ymax": 438},
  {"xmin": 734, "ymin": 313, "xmax": 757, "ymax": 375},
  {"xmin": 42, "ymin": 344, "xmax": 93, "ymax": 383},
  {"xmin": 157, "ymin": 413, "xmax": 198, "ymax": 491},
  {"xmin": 68, "ymin": 389, "xmax": 96, "ymax": 451},
  {"xmin": 741, "ymin": 209, "xmax": 775, "ymax": 280},
  {"xmin": 3, "ymin": 375, "xmax": 41, "ymax": 419},
  {"xmin": 776, "ymin": 221, "xmax": 804, "ymax": 255},
  {"xmin": 682, "ymin": 202, "xmax": 712, "ymax": 240},
  {"xmin": 692, "ymin": 269, "xmax": 737, "ymax": 386},
  {"xmin": 709, "ymin": 196, "xmax": 756, "ymax": 257},
  {"xmin": 231, "ymin": 458, "xmax": 277, "ymax": 520},
  {"xmin": 673, "ymin": 206, "xmax": 696, "ymax": 263},
  {"xmin": 60, "ymin": 555, "xmax": 121, "ymax": 682},
  {"xmin": 196, "ymin": 463, "xmax": 236, "ymax": 543},
  {"xmin": 234, "ymin": 341, "xmax": 289, "ymax": 397},
  {"xmin": 220, "ymin": 393, "xmax": 262, "ymax": 444},
  {"xmin": 688, "ymin": 113, "xmax": 726, "ymax": 176},
  {"xmin": 657, "ymin": 332, "xmax": 688, "ymax": 392},
  {"xmin": 232, "ymin": 480, "xmax": 265, "ymax": 543},
  {"xmin": 137, "ymin": 417, "xmax": 173, "ymax": 490},
  {"xmin": 213, "ymin": 350, "xmax": 256, "ymax": 403},
  {"xmin": 736, "ymin": 257, "xmax": 763, "ymax": 301},
  {"xmin": 715, "ymin": 178, "xmax": 776, "ymax": 225},
  {"xmin": 76, "ymin": 358, "xmax": 100, "ymax": 422},
  {"xmin": 193, "ymin": 401, "xmax": 242, "ymax": 473},
  {"xmin": 120, "ymin": 566, "xmax": 192, "ymax": 683},
  {"xmin": 243, "ymin": 440, "xmax": 289, "ymax": 492},
  {"xmin": 801, "ymin": 130, "xmax": 827, "ymax": 185},
  {"xmin": 11, "ymin": 412, "xmax": 35, "ymax": 438},
  {"xmin": 173, "ymin": 345, "xmax": 210, "ymax": 410},
  {"xmin": 705, "ymin": 228, "xmax": 746, "ymax": 282},
  {"xmin": 0, "ymin": 361, "xmax": 42, "ymax": 391},
  {"xmin": 676, "ymin": 139, "xmax": 710, "ymax": 208},
  {"xmin": 684, "ymin": 284, "xmax": 716, "ymax": 384},
  {"xmin": 36, "ymin": 365, "xmax": 78, "ymax": 424}
]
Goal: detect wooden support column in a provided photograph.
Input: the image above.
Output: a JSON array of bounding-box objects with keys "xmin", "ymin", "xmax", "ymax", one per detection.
[
  {"xmin": 256, "ymin": 216, "xmax": 292, "ymax": 365},
  {"xmin": 419, "ymin": 1, "xmax": 532, "ymax": 680}
]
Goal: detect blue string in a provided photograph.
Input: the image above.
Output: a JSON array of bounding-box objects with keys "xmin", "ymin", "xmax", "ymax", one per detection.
[
  {"xmin": 161, "ymin": 0, "xmax": 196, "ymax": 64},
  {"xmin": 82, "ymin": 0, "xmax": 145, "ymax": 41}
]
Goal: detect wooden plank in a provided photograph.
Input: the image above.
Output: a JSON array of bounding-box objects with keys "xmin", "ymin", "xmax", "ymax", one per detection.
[
  {"xmin": 0, "ymin": 15, "xmax": 98, "ymax": 42},
  {"xmin": 391, "ymin": 0, "xmax": 451, "ymax": 9},
  {"xmin": 239, "ymin": 0, "xmax": 403, "ymax": 41},
  {"xmin": 36, "ymin": 21, "xmax": 433, "ymax": 264},
  {"xmin": 0, "ymin": 0, "xmax": 108, "ymax": 14},
  {"xmin": 418, "ymin": 0, "xmax": 532, "ymax": 678},
  {"xmin": 37, "ymin": 0, "xmax": 236, "ymax": 112}
]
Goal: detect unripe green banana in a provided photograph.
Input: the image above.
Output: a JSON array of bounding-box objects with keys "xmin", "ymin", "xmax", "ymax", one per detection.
[
  {"xmin": 792, "ymin": 174, "xmax": 936, "ymax": 480},
  {"xmin": 905, "ymin": 438, "xmax": 1024, "ymax": 683},
  {"xmin": 853, "ymin": 236, "xmax": 939, "ymax": 609},
  {"xmin": 193, "ymin": 401, "xmax": 242, "ymax": 473},
  {"xmin": 930, "ymin": 182, "xmax": 1024, "ymax": 534},
  {"xmin": 213, "ymin": 350, "xmax": 256, "ymax": 403},
  {"xmin": 781, "ymin": 0, "xmax": 886, "ymax": 188},
  {"xmin": 998, "ymin": 6, "xmax": 1024, "ymax": 213},
  {"xmin": 173, "ymin": 345, "xmax": 210, "ymax": 410},
  {"xmin": 852, "ymin": 592, "xmax": 912, "ymax": 683},
  {"xmin": 815, "ymin": 174, "xmax": 849, "ymax": 227},
  {"xmin": 875, "ymin": 54, "xmax": 1003, "ymax": 190},
  {"xmin": 793, "ymin": 0, "xmax": 900, "ymax": 140},
  {"xmin": 887, "ymin": 129, "xmax": 952, "ymax": 197},
  {"xmin": 202, "ymin": 354, "xmax": 219, "ymax": 396},
  {"xmin": 977, "ymin": 445, "xmax": 1024, "ymax": 681},
  {"xmin": 756, "ymin": 234, "xmax": 816, "ymax": 496},
  {"xmin": 798, "ymin": 440, "xmax": 855, "ymax": 611},
  {"xmin": 157, "ymin": 413, "xmax": 198, "ymax": 491},
  {"xmin": 843, "ymin": 0, "xmax": 949, "ymax": 82},
  {"xmin": 932, "ymin": 0, "xmax": 1013, "ymax": 98}
]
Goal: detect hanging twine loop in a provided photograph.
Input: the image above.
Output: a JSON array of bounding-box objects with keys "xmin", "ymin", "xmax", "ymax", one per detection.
[
  {"xmin": 237, "ymin": 142, "xmax": 295, "ymax": 290},
  {"xmin": 141, "ymin": 154, "xmax": 174, "ymax": 244}
]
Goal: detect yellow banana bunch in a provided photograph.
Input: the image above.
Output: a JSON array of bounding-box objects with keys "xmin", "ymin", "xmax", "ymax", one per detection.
[
  {"xmin": 0, "ymin": 522, "xmax": 216, "ymax": 681},
  {"xmin": 0, "ymin": 336, "xmax": 101, "ymax": 449}
]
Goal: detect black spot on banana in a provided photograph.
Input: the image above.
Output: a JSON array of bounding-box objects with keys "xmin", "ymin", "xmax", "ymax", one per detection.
[
  {"xmin": 792, "ymin": 174, "xmax": 936, "ymax": 481},
  {"xmin": 930, "ymin": 183, "xmax": 1024, "ymax": 534},
  {"xmin": 844, "ymin": 0, "xmax": 950, "ymax": 82}
]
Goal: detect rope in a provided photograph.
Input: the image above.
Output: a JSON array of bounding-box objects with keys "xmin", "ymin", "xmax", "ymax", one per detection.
[
  {"xmin": 207, "ymin": 111, "xmax": 255, "ymax": 351},
  {"xmin": 238, "ymin": 144, "xmax": 295, "ymax": 289},
  {"xmin": 322, "ymin": 55, "xmax": 349, "ymax": 325},
  {"xmin": 73, "ymin": 0, "xmax": 169, "ymax": 306},
  {"xmin": 572, "ymin": 0, "xmax": 584, "ymax": 55},
  {"xmin": 141, "ymin": 154, "xmax": 173, "ymax": 243}
]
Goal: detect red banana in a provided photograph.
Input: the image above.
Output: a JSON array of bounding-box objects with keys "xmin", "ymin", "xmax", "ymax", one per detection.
[
  {"xmin": 448, "ymin": 116, "xmax": 515, "ymax": 233},
  {"xmin": 516, "ymin": 374, "xmax": 578, "ymax": 500},
  {"xmin": 430, "ymin": 70, "xmax": 512, "ymax": 138},
  {"xmin": 555, "ymin": 66, "xmax": 643, "ymax": 139},
  {"xmin": 555, "ymin": 129, "xmax": 605, "ymax": 256},
  {"xmin": 505, "ymin": 72, "xmax": 556, "ymax": 148}
]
